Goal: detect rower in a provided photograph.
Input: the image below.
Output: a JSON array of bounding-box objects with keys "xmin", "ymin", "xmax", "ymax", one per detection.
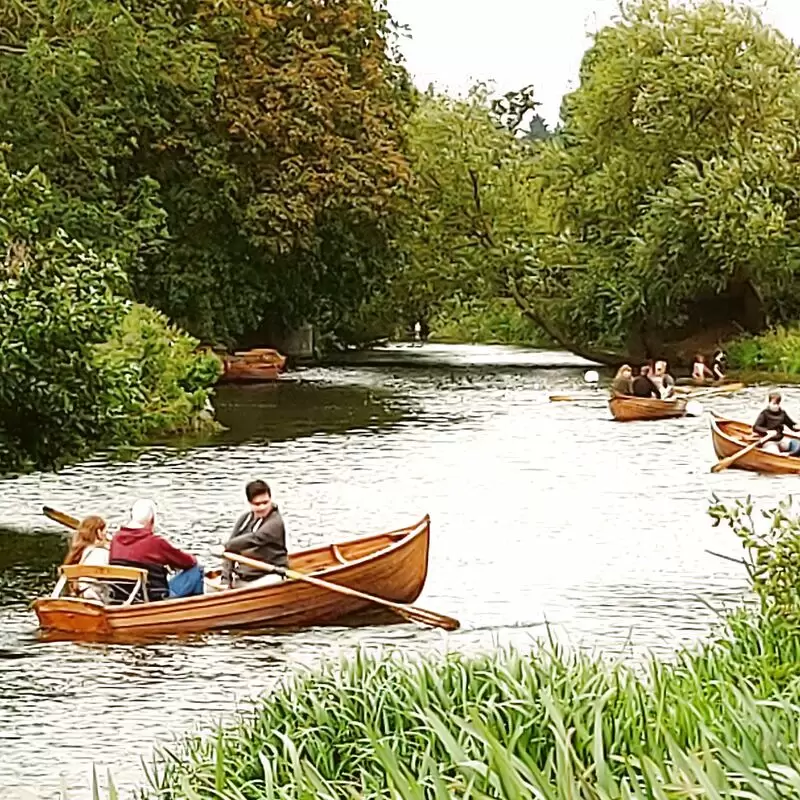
[
  {"xmin": 222, "ymin": 480, "xmax": 288, "ymax": 588},
  {"xmin": 631, "ymin": 364, "xmax": 660, "ymax": 398},
  {"xmin": 712, "ymin": 350, "xmax": 727, "ymax": 381},
  {"xmin": 753, "ymin": 392, "xmax": 800, "ymax": 456},
  {"xmin": 692, "ymin": 354, "xmax": 713, "ymax": 382},
  {"xmin": 652, "ymin": 360, "xmax": 676, "ymax": 398}
]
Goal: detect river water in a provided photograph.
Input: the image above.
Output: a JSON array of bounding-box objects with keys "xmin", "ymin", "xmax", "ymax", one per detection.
[{"xmin": 0, "ymin": 344, "xmax": 792, "ymax": 798}]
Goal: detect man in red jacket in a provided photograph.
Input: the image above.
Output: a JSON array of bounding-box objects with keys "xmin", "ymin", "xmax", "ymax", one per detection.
[{"xmin": 109, "ymin": 499, "xmax": 203, "ymax": 600}]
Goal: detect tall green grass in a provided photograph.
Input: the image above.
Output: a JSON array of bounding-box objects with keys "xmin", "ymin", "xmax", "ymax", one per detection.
[
  {"xmin": 139, "ymin": 497, "xmax": 800, "ymax": 798},
  {"xmin": 144, "ymin": 611, "xmax": 800, "ymax": 799}
]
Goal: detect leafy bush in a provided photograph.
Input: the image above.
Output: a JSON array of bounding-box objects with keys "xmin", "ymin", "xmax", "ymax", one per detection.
[
  {"xmin": 431, "ymin": 297, "xmax": 551, "ymax": 346},
  {"xmin": 710, "ymin": 494, "xmax": 800, "ymax": 624},
  {"xmin": 0, "ymin": 159, "xmax": 221, "ymax": 474},
  {"xmin": 94, "ymin": 304, "xmax": 222, "ymax": 441},
  {"xmin": 727, "ymin": 326, "xmax": 800, "ymax": 374}
]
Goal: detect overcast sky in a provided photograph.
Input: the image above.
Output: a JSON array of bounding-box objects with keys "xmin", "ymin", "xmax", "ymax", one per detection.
[{"xmin": 387, "ymin": 0, "xmax": 800, "ymax": 126}]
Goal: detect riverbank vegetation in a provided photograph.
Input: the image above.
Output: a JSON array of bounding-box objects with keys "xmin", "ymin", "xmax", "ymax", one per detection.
[
  {"xmin": 6, "ymin": 0, "xmax": 800, "ymax": 473},
  {"xmin": 138, "ymin": 496, "xmax": 800, "ymax": 799}
]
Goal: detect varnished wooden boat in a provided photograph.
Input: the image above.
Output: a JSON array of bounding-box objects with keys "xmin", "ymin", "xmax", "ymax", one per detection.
[
  {"xmin": 710, "ymin": 415, "xmax": 800, "ymax": 474},
  {"xmin": 608, "ymin": 395, "xmax": 687, "ymax": 422},
  {"xmin": 220, "ymin": 348, "xmax": 287, "ymax": 383},
  {"xmin": 33, "ymin": 516, "xmax": 430, "ymax": 639},
  {"xmin": 674, "ymin": 381, "xmax": 745, "ymax": 396}
]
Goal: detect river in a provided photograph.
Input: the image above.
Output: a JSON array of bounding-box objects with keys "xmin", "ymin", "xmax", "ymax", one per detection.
[{"xmin": 0, "ymin": 344, "xmax": 791, "ymax": 798}]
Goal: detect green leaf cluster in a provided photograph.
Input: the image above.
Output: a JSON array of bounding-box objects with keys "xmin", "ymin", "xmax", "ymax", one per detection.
[
  {"xmin": 0, "ymin": 0, "xmax": 412, "ymax": 345},
  {"xmin": 526, "ymin": 0, "xmax": 800, "ymax": 352},
  {"xmin": 0, "ymin": 158, "xmax": 220, "ymax": 475}
]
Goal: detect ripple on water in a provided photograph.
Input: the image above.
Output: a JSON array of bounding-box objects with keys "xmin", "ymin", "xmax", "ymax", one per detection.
[{"xmin": 0, "ymin": 346, "xmax": 785, "ymax": 797}]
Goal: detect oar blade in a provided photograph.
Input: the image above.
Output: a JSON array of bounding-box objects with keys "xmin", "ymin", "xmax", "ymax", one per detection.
[{"xmin": 42, "ymin": 506, "xmax": 80, "ymax": 530}]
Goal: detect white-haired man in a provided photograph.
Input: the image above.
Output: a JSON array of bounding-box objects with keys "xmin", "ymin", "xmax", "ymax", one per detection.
[{"xmin": 109, "ymin": 499, "xmax": 203, "ymax": 600}]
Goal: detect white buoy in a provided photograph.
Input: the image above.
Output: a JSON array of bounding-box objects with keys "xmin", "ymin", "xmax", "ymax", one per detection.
[
  {"xmin": 584, "ymin": 369, "xmax": 600, "ymax": 384},
  {"xmin": 685, "ymin": 400, "xmax": 704, "ymax": 417}
]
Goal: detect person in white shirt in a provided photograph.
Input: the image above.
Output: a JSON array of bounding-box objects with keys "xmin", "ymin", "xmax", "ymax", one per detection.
[{"xmin": 63, "ymin": 515, "xmax": 110, "ymax": 600}]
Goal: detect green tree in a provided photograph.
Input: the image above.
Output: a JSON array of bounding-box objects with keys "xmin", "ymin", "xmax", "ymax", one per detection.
[
  {"xmin": 514, "ymin": 0, "xmax": 800, "ymax": 363},
  {"xmin": 0, "ymin": 0, "xmax": 411, "ymax": 345},
  {"xmin": 0, "ymin": 157, "xmax": 219, "ymax": 475},
  {"xmin": 353, "ymin": 88, "xmax": 541, "ymax": 340}
]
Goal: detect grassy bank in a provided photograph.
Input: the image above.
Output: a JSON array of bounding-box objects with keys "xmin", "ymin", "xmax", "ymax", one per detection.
[
  {"xmin": 727, "ymin": 325, "xmax": 800, "ymax": 380},
  {"xmin": 136, "ymin": 498, "xmax": 800, "ymax": 800}
]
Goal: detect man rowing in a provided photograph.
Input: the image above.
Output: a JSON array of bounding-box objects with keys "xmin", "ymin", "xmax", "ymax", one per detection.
[
  {"xmin": 222, "ymin": 480, "xmax": 288, "ymax": 588},
  {"xmin": 753, "ymin": 392, "xmax": 800, "ymax": 456}
]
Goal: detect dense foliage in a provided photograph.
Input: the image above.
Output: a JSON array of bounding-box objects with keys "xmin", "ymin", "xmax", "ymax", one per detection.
[
  {"xmin": 0, "ymin": 159, "xmax": 219, "ymax": 475},
  {"xmin": 514, "ymin": 0, "xmax": 800, "ymax": 362},
  {"xmin": 0, "ymin": 0, "xmax": 412, "ymax": 344}
]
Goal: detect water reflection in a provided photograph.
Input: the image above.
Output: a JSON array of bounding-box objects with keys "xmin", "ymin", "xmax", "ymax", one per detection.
[{"xmin": 0, "ymin": 344, "xmax": 785, "ymax": 798}]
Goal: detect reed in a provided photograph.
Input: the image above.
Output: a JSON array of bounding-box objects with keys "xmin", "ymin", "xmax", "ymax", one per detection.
[
  {"xmin": 141, "ymin": 609, "xmax": 800, "ymax": 799},
  {"xmin": 140, "ymin": 496, "xmax": 800, "ymax": 798}
]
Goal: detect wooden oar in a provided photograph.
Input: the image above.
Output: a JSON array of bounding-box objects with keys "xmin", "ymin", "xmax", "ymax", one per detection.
[
  {"xmin": 43, "ymin": 506, "xmax": 80, "ymax": 529},
  {"xmin": 710, "ymin": 434, "xmax": 773, "ymax": 473},
  {"xmin": 224, "ymin": 550, "xmax": 460, "ymax": 632}
]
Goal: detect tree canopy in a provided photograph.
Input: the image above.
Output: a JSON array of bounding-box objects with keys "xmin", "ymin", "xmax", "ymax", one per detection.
[
  {"xmin": 0, "ymin": 0, "xmax": 412, "ymax": 344},
  {"xmin": 513, "ymin": 0, "xmax": 800, "ymax": 362}
]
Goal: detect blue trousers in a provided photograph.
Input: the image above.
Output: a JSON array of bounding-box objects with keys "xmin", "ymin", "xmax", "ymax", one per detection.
[{"xmin": 168, "ymin": 564, "xmax": 205, "ymax": 598}]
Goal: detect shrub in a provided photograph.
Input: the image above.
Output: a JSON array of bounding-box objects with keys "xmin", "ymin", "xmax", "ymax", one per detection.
[{"xmin": 727, "ymin": 325, "xmax": 800, "ymax": 374}]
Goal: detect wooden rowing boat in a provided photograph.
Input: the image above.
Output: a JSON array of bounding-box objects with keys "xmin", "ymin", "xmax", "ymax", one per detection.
[
  {"xmin": 219, "ymin": 348, "xmax": 287, "ymax": 383},
  {"xmin": 710, "ymin": 415, "xmax": 800, "ymax": 474},
  {"xmin": 608, "ymin": 395, "xmax": 688, "ymax": 422},
  {"xmin": 33, "ymin": 516, "xmax": 430, "ymax": 639}
]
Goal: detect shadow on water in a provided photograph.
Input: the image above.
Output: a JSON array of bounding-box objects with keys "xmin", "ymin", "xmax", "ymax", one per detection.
[
  {"xmin": 0, "ymin": 527, "xmax": 64, "ymax": 609},
  {"xmin": 211, "ymin": 381, "xmax": 406, "ymax": 444}
]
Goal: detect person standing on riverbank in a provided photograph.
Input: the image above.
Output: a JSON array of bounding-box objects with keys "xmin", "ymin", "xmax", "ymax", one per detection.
[
  {"xmin": 222, "ymin": 480, "xmax": 288, "ymax": 588},
  {"xmin": 110, "ymin": 499, "xmax": 203, "ymax": 599}
]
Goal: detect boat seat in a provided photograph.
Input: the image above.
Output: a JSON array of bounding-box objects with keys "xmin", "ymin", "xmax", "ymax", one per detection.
[{"xmin": 53, "ymin": 564, "xmax": 150, "ymax": 606}]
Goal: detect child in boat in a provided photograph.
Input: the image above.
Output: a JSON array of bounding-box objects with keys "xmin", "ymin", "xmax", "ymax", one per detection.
[{"xmin": 63, "ymin": 516, "xmax": 110, "ymax": 600}]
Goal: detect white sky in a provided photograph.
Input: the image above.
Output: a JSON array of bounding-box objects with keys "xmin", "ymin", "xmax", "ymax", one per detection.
[{"xmin": 387, "ymin": 0, "xmax": 800, "ymax": 125}]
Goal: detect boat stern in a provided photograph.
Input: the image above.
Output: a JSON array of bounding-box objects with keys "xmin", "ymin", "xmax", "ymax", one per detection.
[{"xmin": 33, "ymin": 598, "xmax": 111, "ymax": 636}]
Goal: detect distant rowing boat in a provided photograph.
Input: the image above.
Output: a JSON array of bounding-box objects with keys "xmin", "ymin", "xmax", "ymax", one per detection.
[
  {"xmin": 34, "ymin": 516, "xmax": 431, "ymax": 640},
  {"xmin": 219, "ymin": 348, "xmax": 287, "ymax": 383}
]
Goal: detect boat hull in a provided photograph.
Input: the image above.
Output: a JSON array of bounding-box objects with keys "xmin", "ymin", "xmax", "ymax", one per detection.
[
  {"xmin": 219, "ymin": 349, "xmax": 287, "ymax": 383},
  {"xmin": 609, "ymin": 395, "xmax": 687, "ymax": 422},
  {"xmin": 34, "ymin": 517, "xmax": 430, "ymax": 640},
  {"xmin": 710, "ymin": 416, "xmax": 800, "ymax": 475}
]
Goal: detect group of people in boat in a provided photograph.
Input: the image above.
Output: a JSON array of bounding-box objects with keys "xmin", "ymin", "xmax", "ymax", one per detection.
[
  {"xmin": 611, "ymin": 350, "xmax": 727, "ymax": 400},
  {"xmin": 63, "ymin": 479, "xmax": 287, "ymax": 602},
  {"xmin": 611, "ymin": 360, "xmax": 676, "ymax": 399}
]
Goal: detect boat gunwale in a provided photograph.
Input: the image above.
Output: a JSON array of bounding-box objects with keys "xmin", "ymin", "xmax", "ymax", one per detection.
[{"xmin": 33, "ymin": 515, "xmax": 430, "ymax": 619}]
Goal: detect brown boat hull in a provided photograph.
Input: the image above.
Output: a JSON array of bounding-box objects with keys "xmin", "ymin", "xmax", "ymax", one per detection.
[
  {"xmin": 710, "ymin": 416, "xmax": 800, "ymax": 475},
  {"xmin": 219, "ymin": 349, "xmax": 287, "ymax": 383},
  {"xmin": 609, "ymin": 395, "xmax": 687, "ymax": 422},
  {"xmin": 34, "ymin": 517, "xmax": 430, "ymax": 640}
]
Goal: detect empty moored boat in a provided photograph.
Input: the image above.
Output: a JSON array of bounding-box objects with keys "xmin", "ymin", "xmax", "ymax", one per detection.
[
  {"xmin": 219, "ymin": 348, "xmax": 287, "ymax": 383},
  {"xmin": 34, "ymin": 516, "xmax": 430, "ymax": 640}
]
